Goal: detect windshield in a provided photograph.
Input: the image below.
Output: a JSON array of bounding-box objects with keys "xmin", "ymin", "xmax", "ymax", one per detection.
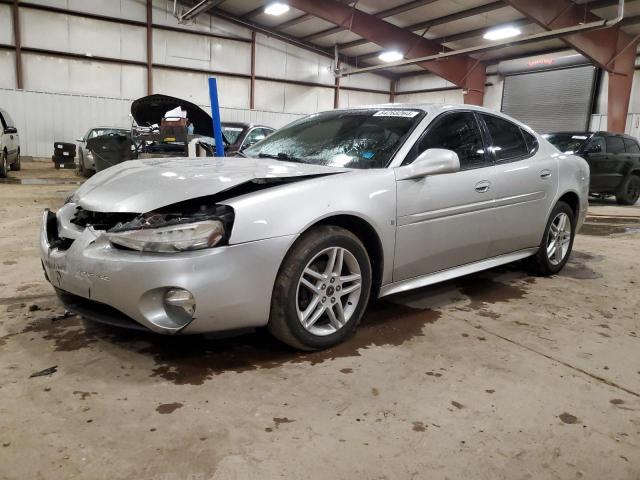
[
  {"xmin": 222, "ymin": 126, "xmax": 244, "ymax": 144},
  {"xmin": 243, "ymin": 109, "xmax": 425, "ymax": 169},
  {"xmin": 544, "ymin": 133, "xmax": 589, "ymax": 154},
  {"xmin": 88, "ymin": 128, "xmax": 128, "ymax": 139}
]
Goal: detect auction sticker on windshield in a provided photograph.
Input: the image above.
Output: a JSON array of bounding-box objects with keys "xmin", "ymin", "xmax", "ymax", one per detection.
[{"xmin": 373, "ymin": 110, "xmax": 420, "ymax": 117}]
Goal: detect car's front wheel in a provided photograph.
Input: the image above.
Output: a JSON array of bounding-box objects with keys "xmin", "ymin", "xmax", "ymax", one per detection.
[
  {"xmin": 10, "ymin": 149, "xmax": 20, "ymax": 171},
  {"xmin": 527, "ymin": 201, "xmax": 575, "ymax": 276},
  {"xmin": 269, "ymin": 225, "xmax": 372, "ymax": 350},
  {"xmin": 0, "ymin": 150, "xmax": 8, "ymax": 178},
  {"xmin": 616, "ymin": 174, "xmax": 640, "ymax": 206}
]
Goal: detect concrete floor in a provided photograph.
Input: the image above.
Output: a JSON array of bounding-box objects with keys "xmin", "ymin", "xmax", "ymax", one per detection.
[{"xmin": 1, "ymin": 162, "xmax": 639, "ymax": 480}]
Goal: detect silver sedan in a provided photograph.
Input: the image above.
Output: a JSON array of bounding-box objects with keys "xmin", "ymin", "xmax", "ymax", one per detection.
[{"xmin": 41, "ymin": 104, "xmax": 589, "ymax": 350}]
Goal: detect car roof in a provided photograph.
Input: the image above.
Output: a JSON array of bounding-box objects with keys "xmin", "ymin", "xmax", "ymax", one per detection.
[
  {"xmin": 222, "ymin": 122, "xmax": 274, "ymax": 130},
  {"xmin": 328, "ymin": 103, "xmax": 540, "ymax": 134}
]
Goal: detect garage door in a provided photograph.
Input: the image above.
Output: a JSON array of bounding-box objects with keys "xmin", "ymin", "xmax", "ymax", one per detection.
[{"xmin": 501, "ymin": 65, "xmax": 597, "ymax": 133}]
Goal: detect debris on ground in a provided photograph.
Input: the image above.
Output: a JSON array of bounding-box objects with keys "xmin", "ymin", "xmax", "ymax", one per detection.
[
  {"xmin": 28, "ymin": 304, "xmax": 40, "ymax": 312},
  {"xmin": 29, "ymin": 366, "xmax": 58, "ymax": 378},
  {"xmin": 51, "ymin": 311, "xmax": 73, "ymax": 322}
]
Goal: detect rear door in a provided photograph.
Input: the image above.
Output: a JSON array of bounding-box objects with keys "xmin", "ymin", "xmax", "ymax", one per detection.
[
  {"xmin": 480, "ymin": 113, "xmax": 558, "ymax": 256},
  {"xmin": 591, "ymin": 135, "xmax": 627, "ymax": 193},
  {"xmin": 394, "ymin": 111, "xmax": 496, "ymax": 280}
]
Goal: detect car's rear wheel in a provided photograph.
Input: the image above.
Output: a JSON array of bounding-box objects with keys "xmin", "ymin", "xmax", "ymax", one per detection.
[
  {"xmin": 616, "ymin": 175, "xmax": 640, "ymax": 206},
  {"xmin": 526, "ymin": 201, "xmax": 575, "ymax": 276},
  {"xmin": 10, "ymin": 149, "xmax": 20, "ymax": 171},
  {"xmin": 0, "ymin": 150, "xmax": 8, "ymax": 178},
  {"xmin": 269, "ymin": 225, "xmax": 372, "ymax": 350}
]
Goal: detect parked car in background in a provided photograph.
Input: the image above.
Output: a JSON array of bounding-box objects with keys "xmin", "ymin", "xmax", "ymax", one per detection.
[
  {"xmin": 222, "ymin": 122, "xmax": 275, "ymax": 155},
  {"xmin": 0, "ymin": 108, "xmax": 20, "ymax": 177},
  {"xmin": 41, "ymin": 104, "xmax": 588, "ymax": 350},
  {"xmin": 545, "ymin": 131, "xmax": 640, "ymax": 205},
  {"xmin": 76, "ymin": 127, "xmax": 130, "ymax": 177}
]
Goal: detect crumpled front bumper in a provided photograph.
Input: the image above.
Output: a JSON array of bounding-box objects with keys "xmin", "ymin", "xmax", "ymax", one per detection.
[{"xmin": 40, "ymin": 208, "xmax": 295, "ymax": 334}]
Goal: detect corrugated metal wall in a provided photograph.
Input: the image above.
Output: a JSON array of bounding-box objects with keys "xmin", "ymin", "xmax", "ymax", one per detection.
[
  {"xmin": 0, "ymin": 0, "xmax": 392, "ymax": 156},
  {"xmin": 0, "ymin": 88, "xmax": 305, "ymax": 157}
]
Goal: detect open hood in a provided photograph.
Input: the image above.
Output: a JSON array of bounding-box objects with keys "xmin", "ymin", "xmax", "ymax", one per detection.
[
  {"xmin": 131, "ymin": 94, "xmax": 216, "ymax": 138},
  {"xmin": 73, "ymin": 157, "xmax": 347, "ymax": 213}
]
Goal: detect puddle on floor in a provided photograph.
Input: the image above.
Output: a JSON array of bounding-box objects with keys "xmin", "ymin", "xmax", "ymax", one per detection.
[
  {"xmin": 579, "ymin": 223, "xmax": 640, "ymax": 236},
  {"xmin": 12, "ymin": 300, "xmax": 440, "ymax": 385}
]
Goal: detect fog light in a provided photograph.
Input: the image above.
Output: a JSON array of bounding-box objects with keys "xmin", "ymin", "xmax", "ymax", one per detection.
[{"xmin": 164, "ymin": 288, "xmax": 196, "ymax": 316}]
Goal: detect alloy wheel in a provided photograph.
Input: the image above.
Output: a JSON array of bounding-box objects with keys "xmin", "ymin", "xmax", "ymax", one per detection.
[
  {"xmin": 296, "ymin": 246, "xmax": 362, "ymax": 336},
  {"xmin": 546, "ymin": 212, "xmax": 572, "ymax": 266}
]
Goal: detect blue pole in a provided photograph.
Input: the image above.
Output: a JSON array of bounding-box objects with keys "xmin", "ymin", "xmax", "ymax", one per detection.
[{"xmin": 208, "ymin": 77, "xmax": 225, "ymax": 157}]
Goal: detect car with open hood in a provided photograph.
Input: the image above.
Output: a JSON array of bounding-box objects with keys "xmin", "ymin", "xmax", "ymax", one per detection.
[{"xmin": 40, "ymin": 104, "xmax": 589, "ymax": 350}]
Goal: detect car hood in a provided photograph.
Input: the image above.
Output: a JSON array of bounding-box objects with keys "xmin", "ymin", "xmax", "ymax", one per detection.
[
  {"xmin": 74, "ymin": 157, "xmax": 347, "ymax": 213},
  {"xmin": 131, "ymin": 94, "xmax": 220, "ymax": 139}
]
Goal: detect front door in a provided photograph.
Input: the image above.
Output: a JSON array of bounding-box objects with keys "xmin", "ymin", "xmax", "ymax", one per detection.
[{"xmin": 394, "ymin": 111, "xmax": 496, "ymax": 281}]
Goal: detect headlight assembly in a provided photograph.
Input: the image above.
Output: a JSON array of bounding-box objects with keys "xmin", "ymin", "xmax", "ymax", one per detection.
[
  {"xmin": 106, "ymin": 220, "xmax": 224, "ymax": 253},
  {"xmin": 106, "ymin": 203, "xmax": 234, "ymax": 253}
]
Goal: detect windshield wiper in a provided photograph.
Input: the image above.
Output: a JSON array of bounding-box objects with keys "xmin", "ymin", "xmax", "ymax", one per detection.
[{"xmin": 258, "ymin": 152, "xmax": 307, "ymax": 164}]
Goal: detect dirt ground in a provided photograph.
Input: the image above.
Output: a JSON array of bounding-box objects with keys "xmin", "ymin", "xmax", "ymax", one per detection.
[{"xmin": 0, "ymin": 162, "xmax": 639, "ymax": 480}]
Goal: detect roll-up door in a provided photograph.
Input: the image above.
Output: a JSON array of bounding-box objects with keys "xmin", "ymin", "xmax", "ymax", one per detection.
[{"xmin": 501, "ymin": 65, "xmax": 597, "ymax": 133}]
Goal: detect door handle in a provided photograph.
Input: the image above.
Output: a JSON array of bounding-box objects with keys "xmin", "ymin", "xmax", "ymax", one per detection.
[
  {"xmin": 474, "ymin": 180, "xmax": 491, "ymax": 193},
  {"xmin": 540, "ymin": 169, "xmax": 552, "ymax": 179}
]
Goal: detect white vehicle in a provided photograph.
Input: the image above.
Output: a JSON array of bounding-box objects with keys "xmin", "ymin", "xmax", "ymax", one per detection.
[{"xmin": 0, "ymin": 108, "xmax": 20, "ymax": 177}]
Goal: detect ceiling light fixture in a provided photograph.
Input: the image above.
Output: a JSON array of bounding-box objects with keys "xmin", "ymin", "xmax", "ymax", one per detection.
[
  {"xmin": 483, "ymin": 25, "xmax": 522, "ymax": 41},
  {"xmin": 264, "ymin": 2, "xmax": 290, "ymax": 16},
  {"xmin": 378, "ymin": 50, "xmax": 403, "ymax": 63}
]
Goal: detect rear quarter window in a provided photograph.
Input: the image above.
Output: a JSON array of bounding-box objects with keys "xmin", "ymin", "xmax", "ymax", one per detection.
[{"xmin": 623, "ymin": 138, "xmax": 640, "ymax": 153}]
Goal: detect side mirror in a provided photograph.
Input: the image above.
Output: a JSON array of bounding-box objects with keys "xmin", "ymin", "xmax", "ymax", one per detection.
[
  {"xmin": 76, "ymin": 138, "xmax": 84, "ymax": 142},
  {"xmin": 584, "ymin": 144, "xmax": 602, "ymax": 155},
  {"xmin": 395, "ymin": 148, "xmax": 461, "ymax": 181},
  {"xmin": 4, "ymin": 127, "xmax": 17, "ymax": 134}
]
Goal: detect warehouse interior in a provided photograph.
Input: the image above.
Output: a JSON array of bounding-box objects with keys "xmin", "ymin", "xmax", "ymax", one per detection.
[{"xmin": 1, "ymin": 1, "xmax": 639, "ymax": 479}]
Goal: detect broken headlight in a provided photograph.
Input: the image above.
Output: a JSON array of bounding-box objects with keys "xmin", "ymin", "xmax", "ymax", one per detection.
[{"xmin": 106, "ymin": 204, "xmax": 233, "ymax": 253}]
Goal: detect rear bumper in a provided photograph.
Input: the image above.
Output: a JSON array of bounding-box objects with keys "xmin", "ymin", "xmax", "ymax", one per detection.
[{"xmin": 40, "ymin": 209, "xmax": 296, "ymax": 334}]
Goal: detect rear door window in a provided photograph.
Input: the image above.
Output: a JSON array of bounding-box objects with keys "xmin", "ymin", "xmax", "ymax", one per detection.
[
  {"xmin": 605, "ymin": 136, "xmax": 625, "ymax": 154},
  {"xmin": 623, "ymin": 138, "xmax": 640, "ymax": 153},
  {"xmin": 521, "ymin": 129, "xmax": 539, "ymax": 155},
  {"xmin": 0, "ymin": 111, "xmax": 6, "ymax": 130},
  {"xmin": 481, "ymin": 114, "xmax": 529, "ymax": 161}
]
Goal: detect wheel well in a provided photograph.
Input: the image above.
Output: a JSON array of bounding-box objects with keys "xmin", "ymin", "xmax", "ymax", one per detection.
[
  {"xmin": 310, "ymin": 215, "xmax": 384, "ymax": 299},
  {"xmin": 558, "ymin": 191, "xmax": 579, "ymax": 218}
]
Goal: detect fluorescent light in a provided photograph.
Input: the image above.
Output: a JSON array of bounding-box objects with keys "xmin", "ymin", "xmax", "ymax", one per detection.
[
  {"xmin": 378, "ymin": 50, "xmax": 403, "ymax": 63},
  {"xmin": 483, "ymin": 25, "xmax": 522, "ymax": 41},
  {"xmin": 264, "ymin": 2, "xmax": 289, "ymax": 16}
]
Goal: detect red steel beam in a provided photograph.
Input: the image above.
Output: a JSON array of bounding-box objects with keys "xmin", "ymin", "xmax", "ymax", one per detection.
[
  {"xmin": 502, "ymin": 0, "xmax": 637, "ymax": 133},
  {"xmin": 286, "ymin": 0, "xmax": 486, "ymax": 105},
  {"xmin": 12, "ymin": 0, "xmax": 22, "ymax": 89}
]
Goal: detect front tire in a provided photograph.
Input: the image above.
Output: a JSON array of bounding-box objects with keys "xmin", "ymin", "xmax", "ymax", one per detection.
[
  {"xmin": 10, "ymin": 149, "xmax": 20, "ymax": 171},
  {"xmin": 0, "ymin": 150, "xmax": 7, "ymax": 178},
  {"xmin": 268, "ymin": 225, "xmax": 372, "ymax": 350},
  {"xmin": 526, "ymin": 201, "xmax": 575, "ymax": 276},
  {"xmin": 616, "ymin": 175, "xmax": 640, "ymax": 206}
]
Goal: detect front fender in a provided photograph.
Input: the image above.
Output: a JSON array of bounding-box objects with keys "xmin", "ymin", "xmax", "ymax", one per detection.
[{"xmin": 225, "ymin": 169, "xmax": 398, "ymax": 284}]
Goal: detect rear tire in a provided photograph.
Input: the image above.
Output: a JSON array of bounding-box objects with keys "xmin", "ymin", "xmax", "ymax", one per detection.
[
  {"xmin": 268, "ymin": 225, "xmax": 372, "ymax": 351},
  {"xmin": 78, "ymin": 151, "xmax": 89, "ymax": 177},
  {"xmin": 526, "ymin": 201, "xmax": 575, "ymax": 276},
  {"xmin": 10, "ymin": 149, "xmax": 20, "ymax": 171},
  {"xmin": 616, "ymin": 175, "xmax": 640, "ymax": 206}
]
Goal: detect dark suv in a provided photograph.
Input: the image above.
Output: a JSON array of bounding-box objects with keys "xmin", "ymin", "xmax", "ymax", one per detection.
[{"xmin": 545, "ymin": 131, "xmax": 640, "ymax": 205}]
